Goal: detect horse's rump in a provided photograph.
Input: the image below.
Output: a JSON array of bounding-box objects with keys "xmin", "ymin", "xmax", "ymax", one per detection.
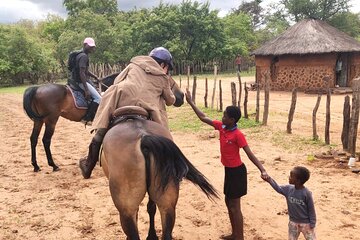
[{"xmin": 23, "ymin": 86, "xmax": 43, "ymax": 120}]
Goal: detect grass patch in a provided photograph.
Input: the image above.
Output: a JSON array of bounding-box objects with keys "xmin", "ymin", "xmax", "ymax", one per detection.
[
  {"xmin": 0, "ymin": 85, "xmax": 29, "ymax": 94},
  {"xmin": 168, "ymin": 104, "xmax": 260, "ymax": 132},
  {"xmin": 270, "ymin": 130, "xmax": 338, "ymax": 152}
]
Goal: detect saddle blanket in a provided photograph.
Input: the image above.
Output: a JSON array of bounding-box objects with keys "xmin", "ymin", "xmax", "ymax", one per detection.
[{"xmin": 67, "ymin": 85, "xmax": 88, "ymax": 109}]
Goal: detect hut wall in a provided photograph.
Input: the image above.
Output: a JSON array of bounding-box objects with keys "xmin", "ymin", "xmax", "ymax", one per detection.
[
  {"xmin": 349, "ymin": 53, "xmax": 360, "ymax": 85},
  {"xmin": 255, "ymin": 53, "xmax": 338, "ymax": 91}
]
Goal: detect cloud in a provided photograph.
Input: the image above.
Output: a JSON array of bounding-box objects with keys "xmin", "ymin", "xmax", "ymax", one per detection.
[
  {"xmin": 0, "ymin": 0, "xmax": 66, "ymax": 23},
  {"xmin": 1, "ymin": 0, "xmax": 360, "ymax": 24}
]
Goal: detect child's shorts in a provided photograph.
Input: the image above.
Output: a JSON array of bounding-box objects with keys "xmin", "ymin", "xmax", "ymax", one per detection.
[
  {"xmin": 288, "ymin": 221, "xmax": 316, "ymax": 240},
  {"xmin": 224, "ymin": 164, "xmax": 247, "ymax": 199}
]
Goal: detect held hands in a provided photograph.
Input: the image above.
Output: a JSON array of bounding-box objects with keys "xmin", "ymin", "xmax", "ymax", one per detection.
[{"xmin": 261, "ymin": 171, "xmax": 270, "ymax": 181}]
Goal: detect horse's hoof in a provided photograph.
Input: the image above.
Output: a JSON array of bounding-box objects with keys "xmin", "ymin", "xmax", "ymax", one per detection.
[
  {"xmin": 53, "ymin": 166, "xmax": 60, "ymax": 172},
  {"xmin": 34, "ymin": 167, "xmax": 41, "ymax": 172}
]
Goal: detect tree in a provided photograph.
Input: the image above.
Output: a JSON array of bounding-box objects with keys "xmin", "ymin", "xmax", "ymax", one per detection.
[
  {"xmin": 232, "ymin": 0, "xmax": 264, "ymax": 29},
  {"xmin": 173, "ymin": 1, "xmax": 225, "ymax": 62},
  {"xmin": 328, "ymin": 12, "xmax": 360, "ymax": 38},
  {"xmin": 63, "ymin": 0, "xmax": 117, "ymax": 16},
  {"xmin": 281, "ymin": 0, "xmax": 350, "ymax": 21},
  {"xmin": 222, "ymin": 13, "xmax": 255, "ymax": 58}
]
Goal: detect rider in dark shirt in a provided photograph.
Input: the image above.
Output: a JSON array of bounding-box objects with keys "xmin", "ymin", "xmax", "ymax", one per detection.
[{"xmin": 72, "ymin": 37, "xmax": 101, "ymax": 121}]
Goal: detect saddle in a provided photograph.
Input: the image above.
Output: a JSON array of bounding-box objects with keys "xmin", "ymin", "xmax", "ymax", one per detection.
[
  {"xmin": 66, "ymin": 85, "xmax": 88, "ymax": 109},
  {"xmin": 109, "ymin": 106, "xmax": 150, "ymax": 129}
]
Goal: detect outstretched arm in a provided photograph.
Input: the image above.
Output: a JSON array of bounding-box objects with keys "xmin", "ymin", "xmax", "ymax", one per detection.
[
  {"xmin": 185, "ymin": 88, "xmax": 213, "ymax": 127},
  {"xmin": 242, "ymin": 145, "xmax": 269, "ymax": 180}
]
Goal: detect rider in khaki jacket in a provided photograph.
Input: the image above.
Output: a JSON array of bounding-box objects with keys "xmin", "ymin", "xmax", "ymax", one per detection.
[{"xmin": 80, "ymin": 47, "xmax": 175, "ymax": 179}]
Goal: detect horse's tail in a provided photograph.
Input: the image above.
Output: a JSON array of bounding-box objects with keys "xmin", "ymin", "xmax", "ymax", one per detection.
[
  {"xmin": 140, "ymin": 135, "xmax": 219, "ymax": 201},
  {"xmin": 23, "ymin": 86, "xmax": 43, "ymax": 121}
]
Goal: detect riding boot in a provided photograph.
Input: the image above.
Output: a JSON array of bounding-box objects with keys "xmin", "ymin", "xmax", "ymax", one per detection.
[
  {"xmin": 79, "ymin": 139, "xmax": 102, "ymax": 179},
  {"xmin": 83, "ymin": 101, "xmax": 99, "ymax": 122}
]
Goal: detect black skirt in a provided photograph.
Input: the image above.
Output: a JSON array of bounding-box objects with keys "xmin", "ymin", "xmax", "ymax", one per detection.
[{"xmin": 224, "ymin": 164, "xmax": 247, "ymax": 199}]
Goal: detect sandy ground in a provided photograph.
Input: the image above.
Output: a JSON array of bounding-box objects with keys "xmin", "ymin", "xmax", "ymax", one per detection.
[{"xmin": 1, "ymin": 76, "xmax": 359, "ymax": 239}]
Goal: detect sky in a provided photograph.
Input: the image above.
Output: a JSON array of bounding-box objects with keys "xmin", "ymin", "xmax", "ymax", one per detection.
[{"xmin": 0, "ymin": 0, "xmax": 360, "ymax": 24}]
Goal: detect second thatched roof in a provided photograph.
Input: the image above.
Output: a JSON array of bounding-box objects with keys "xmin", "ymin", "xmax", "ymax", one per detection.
[{"xmin": 252, "ymin": 18, "xmax": 360, "ymax": 56}]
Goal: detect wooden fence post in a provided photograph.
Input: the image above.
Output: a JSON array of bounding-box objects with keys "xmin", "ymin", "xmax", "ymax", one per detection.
[
  {"xmin": 237, "ymin": 71, "xmax": 242, "ymax": 111},
  {"xmin": 255, "ymin": 82, "xmax": 260, "ymax": 122},
  {"xmin": 348, "ymin": 79, "xmax": 360, "ymax": 155},
  {"xmin": 244, "ymin": 82, "xmax": 248, "ymax": 119},
  {"xmin": 312, "ymin": 94, "xmax": 321, "ymax": 140},
  {"xmin": 187, "ymin": 65, "xmax": 190, "ymax": 89},
  {"xmin": 219, "ymin": 80, "xmax": 223, "ymax": 111},
  {"xmin": 204, "ymin": 78, "xmax": 208, "ymax": 108},
  {"xmin": 263, "ymin": 72, "xmax": 270, "ymax": 126},
  {"xmin": 341, "ymin": 95, "xmax": 350, "ymax": 150},
  {"xmin": 192, "ymin": 76, "xmax": 197, "ymax": 104},
  {"xmin": 325, "ymin": 87, "xmax": 331, "ymax": 144},
  {"xmin": 287, "ymin": 87, "xmax": 297, "ymax": 134},
  {"xmin": 231, "ymin": 82, "xmax": 236, "ymax": 106},
  {"xmin": 211, "ymin": 64, "xmax": 218, "ymax": 109}
]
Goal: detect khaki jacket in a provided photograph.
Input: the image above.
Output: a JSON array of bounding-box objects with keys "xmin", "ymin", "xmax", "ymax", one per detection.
[{"xmin": 92, "ymin": 56, "xmax": 175, "ymax": 130}]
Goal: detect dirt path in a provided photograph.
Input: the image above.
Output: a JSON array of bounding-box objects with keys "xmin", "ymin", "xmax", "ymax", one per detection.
[{"xmin": 0, "ymin": 82, "xmax": 359, "ymax": 239}]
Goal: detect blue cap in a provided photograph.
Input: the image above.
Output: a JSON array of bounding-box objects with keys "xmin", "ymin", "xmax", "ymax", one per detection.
[{"xmin": 149, "ymin": 47, "xmax": 174, "ymax": 70}]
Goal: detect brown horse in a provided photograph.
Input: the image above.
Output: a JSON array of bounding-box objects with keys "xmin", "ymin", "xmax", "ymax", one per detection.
[
  {"xmin": 22, "ymin": 73, "xmax": 118, "ymax": 172},
  {"xmin": 100, "ymin": 114, "xmax": 218, "ymax": 240}
]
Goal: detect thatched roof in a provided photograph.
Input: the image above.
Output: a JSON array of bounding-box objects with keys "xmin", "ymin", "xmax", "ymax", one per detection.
[{"xmin": 252, "ymin": 19, "xmax": 360, "ymax": 56}]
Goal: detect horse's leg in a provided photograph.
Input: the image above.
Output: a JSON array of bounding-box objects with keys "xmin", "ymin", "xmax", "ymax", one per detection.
[
  {"xmin": 158, "ymin": 205, "xmax": 176, "ymax": 240},
  {"xmin": 155, "ymin": 186, "xmax": 178, "ymax": 240},
  {"xmin": 30, "ymin": 120, "xmax": 43, "ymax": 172},
  {"xmin": 109, "ymin": 180, "xmax": 142, "ymax": 240},
  {"xmin": 119, "ymin": 211, "xmax": 140, "ymax": 240},
  {"xmin": 42, "ymin": 120, "xmax": 59, "ymax": 171},
  {"xmin": 146, "ymin": 198, "xmax": 158, "ymax": 240}
]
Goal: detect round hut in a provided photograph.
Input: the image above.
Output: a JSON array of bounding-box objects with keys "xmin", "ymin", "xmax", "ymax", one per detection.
[{"xmin": 252, "ymin": 19, "xmax": 360, "ymax": 91}]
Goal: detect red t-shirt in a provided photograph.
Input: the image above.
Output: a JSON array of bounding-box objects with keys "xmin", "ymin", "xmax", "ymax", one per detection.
[{"xmin": 213, "ymin": 120, "xmax": 248, "ymax": 167}]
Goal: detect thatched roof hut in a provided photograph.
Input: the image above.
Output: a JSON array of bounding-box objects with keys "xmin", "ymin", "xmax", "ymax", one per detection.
[{"xmin": 252, "ymin": 19, "xmax": 360, "ymax": 91}]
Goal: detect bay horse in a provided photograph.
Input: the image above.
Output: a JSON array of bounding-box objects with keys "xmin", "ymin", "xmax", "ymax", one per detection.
[
  {"xmin": 100, "ymin": 112, "xmax": 219, "ymax": 240},
  {"xmin": 23, "ymin": 73, "xmax": 119, "ymax": 172}
]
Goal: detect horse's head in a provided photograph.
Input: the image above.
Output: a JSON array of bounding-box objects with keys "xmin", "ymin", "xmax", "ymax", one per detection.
[{"xmin": 169, "ymin": 77, "xmax": 184, "ymax": 107}]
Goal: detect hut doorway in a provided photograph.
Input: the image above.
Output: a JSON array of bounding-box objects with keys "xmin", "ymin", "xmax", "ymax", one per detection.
[{"xmin": 336, "ymin": 53, "xmax": 349, "ymax": 87}]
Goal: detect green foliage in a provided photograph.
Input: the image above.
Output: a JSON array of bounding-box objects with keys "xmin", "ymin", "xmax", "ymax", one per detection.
[
  {"xmin": 64, "ymin": 0, "xmax": 117, "ymax": 16},
  {"xmin": 232, "ymin": 0, "xmax": 264, "ymax": 29},
  {"xmin": 328, "ymin": 12, "xmax": 360, "ymax": 37},
  {"xmin": 174, "ymin": 1, "xmax": 225, "ymax": 61},
  {"xmin": 222, "ymin": 13, "xmax": 255, "ymax": 57},
  {"xmin": 0, "ymin": 24, "xmax": 57, "ymax": 86},
  {"xmin": 281, "ymin": 0, "xmax": 350, "ymax": 21}
]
